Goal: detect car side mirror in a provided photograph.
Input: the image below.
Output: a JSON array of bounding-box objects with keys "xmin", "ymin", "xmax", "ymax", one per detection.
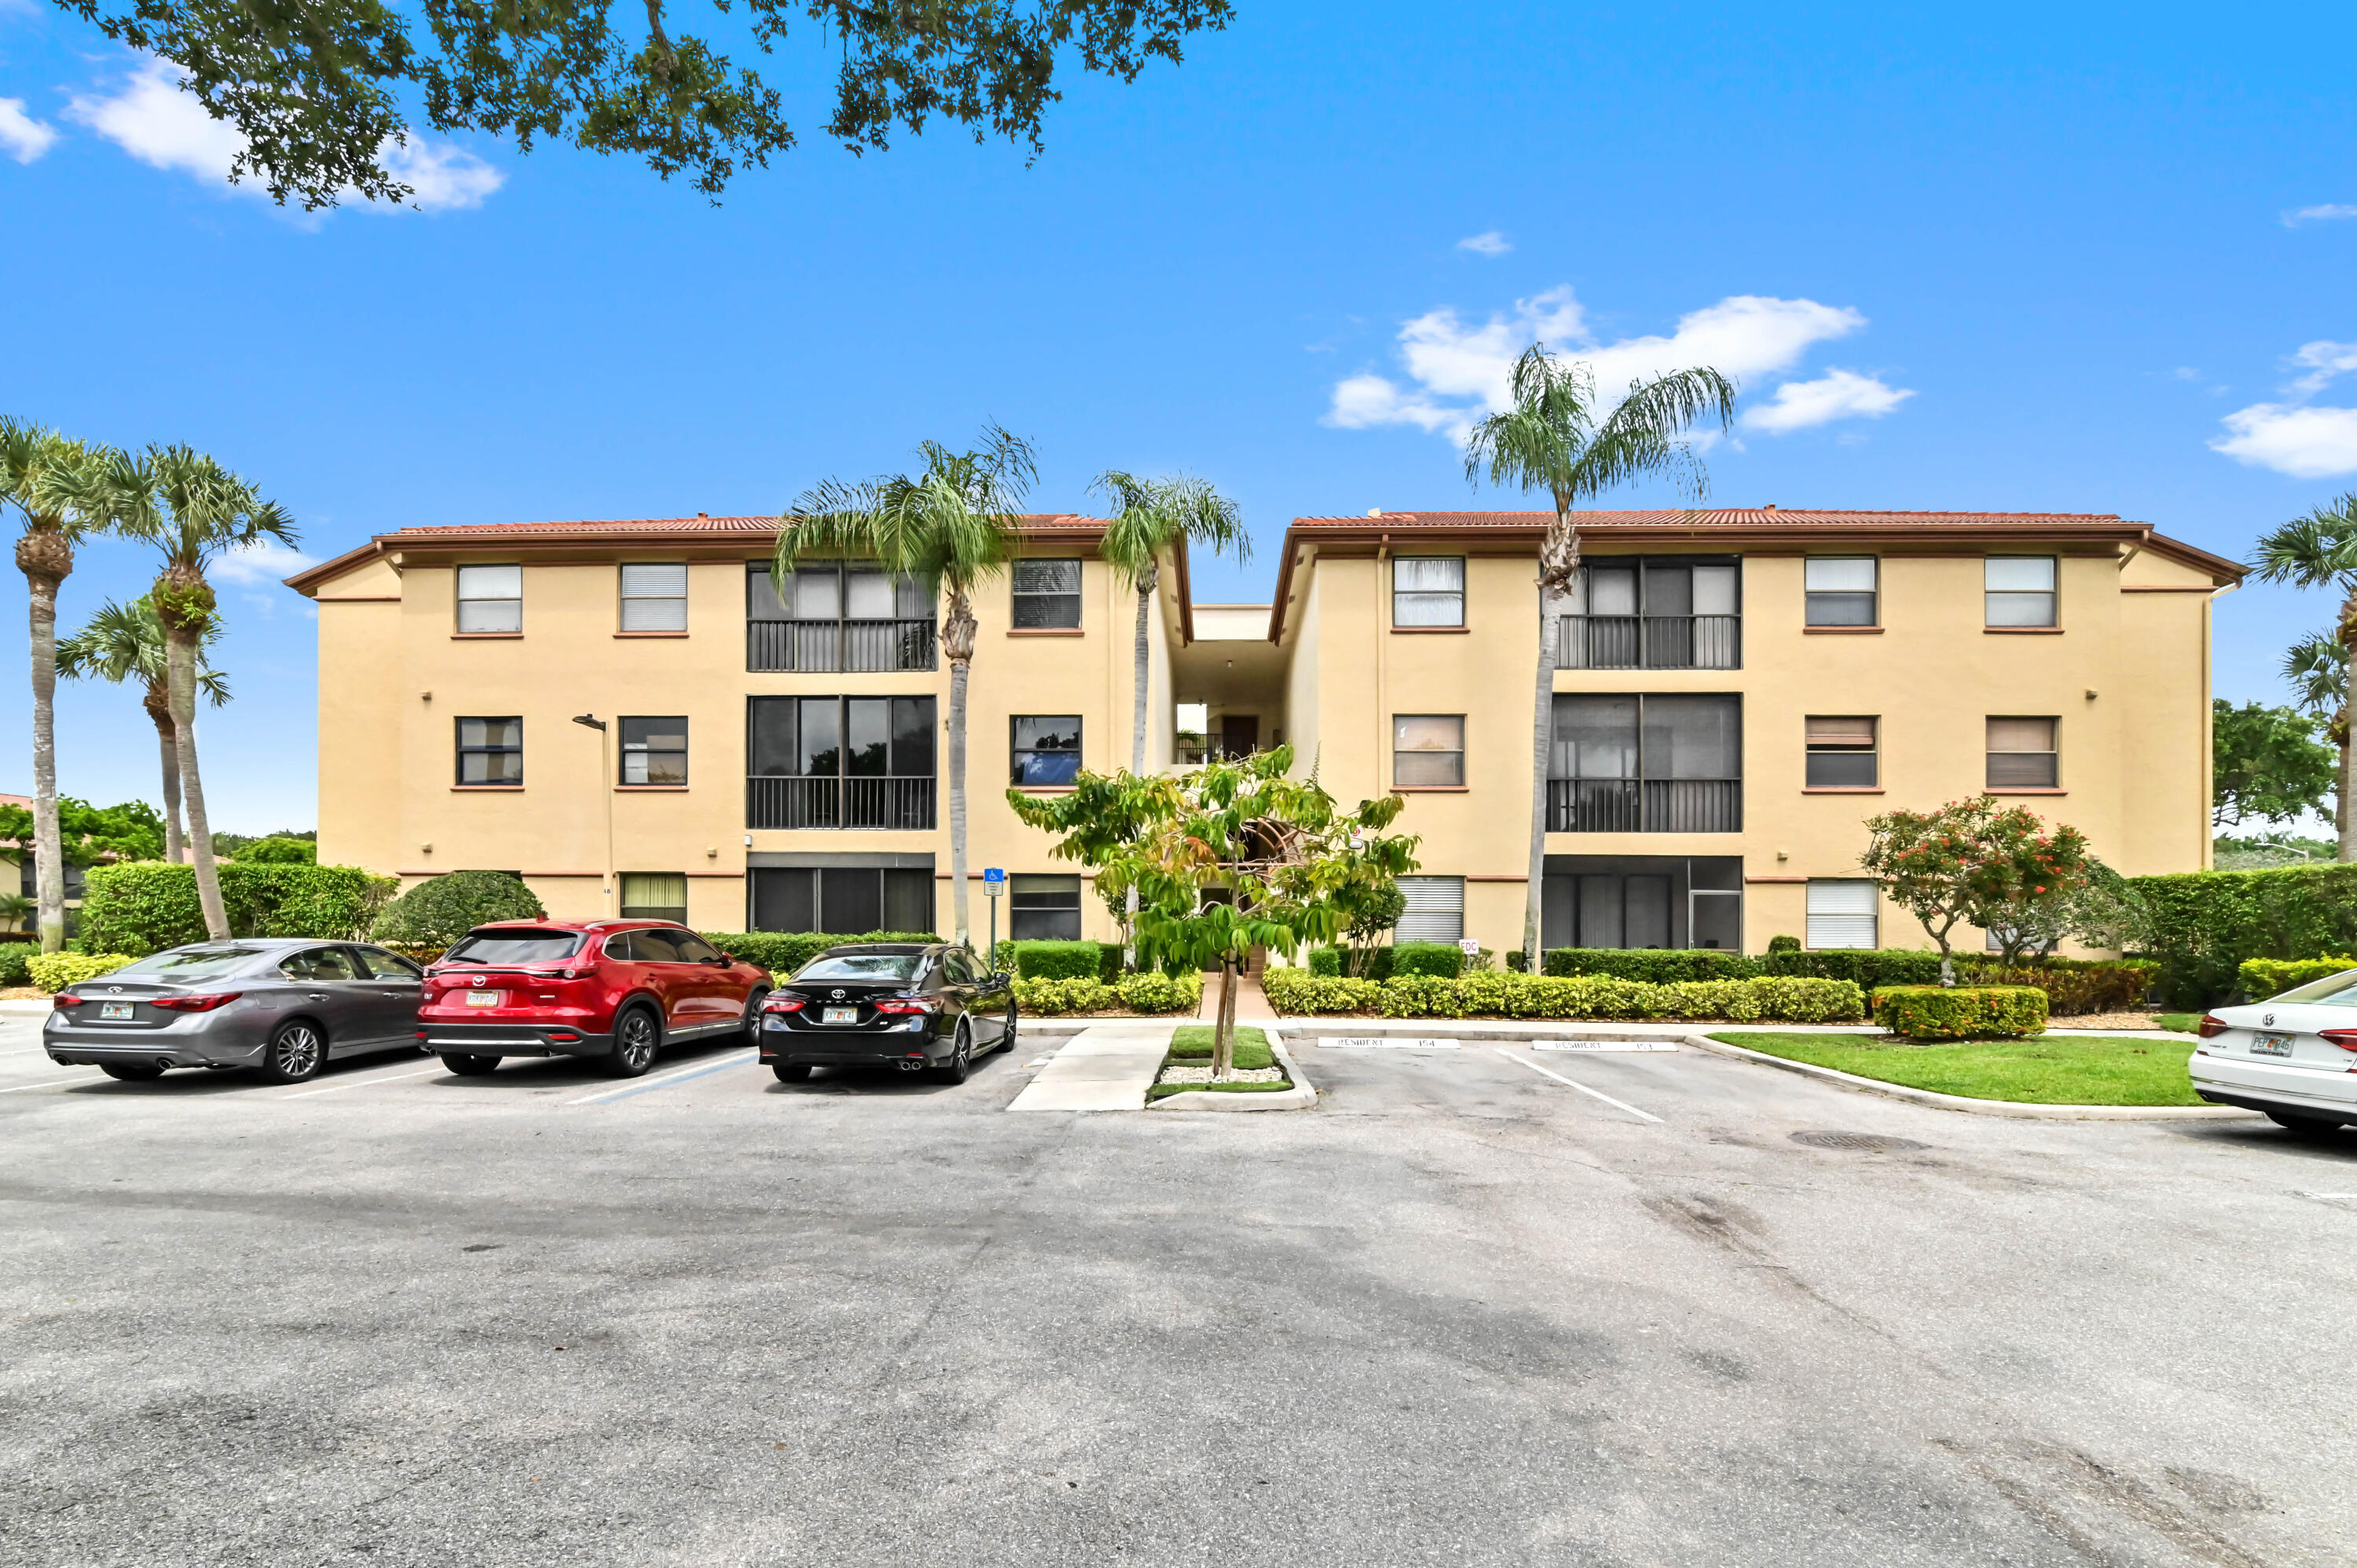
[{"xmin": 710, "ymin": 954, "xmax": 731, "ymax": 966}]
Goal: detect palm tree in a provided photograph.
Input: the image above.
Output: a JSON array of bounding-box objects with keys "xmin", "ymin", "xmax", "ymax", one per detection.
[
  {"xmin": 106, "ymin": 446, "xmax": 296, "ymax": 938},
  {"xmin": 1462, "ymin": 346, "xmax": 1738, "ymax": 972},
  {"xmin": 58, "ymin": 595, "xmax": 231, "ymax": 863},
  {"xmin": 2256, "ymin": 495, "xmax": 2357, "ymax": 861},
  {"xmin": 1, "ymin": 419, "xmax": 117, "ymax": 952},
  {"xmin": 779, "ymin": 427, "xmax": 1036, "ymax": 947}
]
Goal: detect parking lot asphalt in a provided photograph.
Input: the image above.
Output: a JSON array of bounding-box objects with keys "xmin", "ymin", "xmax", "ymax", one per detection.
[{"xmin": 2, "ymin": 1014, "xmax": 2351, "ymax": 1568}]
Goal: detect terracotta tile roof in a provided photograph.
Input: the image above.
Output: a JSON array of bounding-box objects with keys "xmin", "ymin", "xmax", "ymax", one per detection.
[
  {"xmin": 1293, "ymin": 507, "xmax": 2132, "ymax": 528},
  {"xmin": 381, "ymin": 512, "xmax": 1106, "ymax": 540}
]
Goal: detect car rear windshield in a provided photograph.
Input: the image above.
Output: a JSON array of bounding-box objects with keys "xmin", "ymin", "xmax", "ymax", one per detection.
[
  {"xmin": 108, "ymin": 947, "xmax": 273, "ymax": 984},
  {"xmin": 442, "ymin": 930, "xmax": 585, "ymax": 965},
  {"xmin": 794, "ymin": 953, "xmax": 925, "ymax": 983},
  {"xmin": 2259, "ymin": 969, "xmax": 2357, "ymax": 1006}
]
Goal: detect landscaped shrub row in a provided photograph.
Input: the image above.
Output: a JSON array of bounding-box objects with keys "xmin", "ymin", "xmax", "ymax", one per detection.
[
  {"xmin": 701, "ymin": 931, "xmax": 940, "ymax": 975},
  {"xmin": 1964, "ymin": 959, "xmax": 2156, "ymax": 1015},
  {"xmin": 1542, "ymin": 947, "xmax": 1762, "ymax": 982},
  {"xmin": 1307, "ymin": 942, "xmax": 1467, "ymax": 980},
  {"xmin": 1261, "ymin": 966, "xmax": 1865, "ymax": 1023},
  {"xmin": 27, "ymin": 952, "xmax": 137, "ymax": 992},
  {"xmin": 2130, "ymin": 862, "xmax": 2357, "ymax": 1007},
  {"xmin": 80, "ymin": 862, "xmax": 398, "ymax": 956},
  {"xmin": 2238, "ymin": 956, "xmax": 2357, "ymax": 998},
  {"xmin": 0, "ymin": 944, "xmax": 31, "ymax": 987},
  {"xmin": 1002, "ymin": 940, "xmax": 1122, "ymax": 983},
  {"xmin": 1539, "ymin": 947, "xmax": 2150, "ymax": 1011},
  {"xmin": 1871, "ymin": 985, "xmax": 2048, "ymax": 1041},
  {"xmin": 1010, "ymin": 972, "xmax": 1203, "ymax": 1016}
]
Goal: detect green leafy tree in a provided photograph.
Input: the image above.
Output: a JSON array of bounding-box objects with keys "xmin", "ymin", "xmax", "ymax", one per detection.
[
  {"xmin": 779, "ymin": 426, "xmax": 1035, "ymax": 947},
  {"xmin": 372, "ymin": 870, "xmax": 548, "ymax": 951},
  {"xmin": 57, "ymin": 595, "xmax": 230, "ymax": 865},
  {"xmin": 2211, "ymin": 698, "xmax": 2335, "ymax": 830},
  {"xmin": 0, "ymin": 894, "xmax": 33, "ymax": 932},
  {"xmin": 2253, "ymin": 494, "xmax": 2357, "ymax": 859},
  {"xmin": 1336, "ymin": 879, "xmax": 1405, "ymax": 978},
  {"xmin": 1011, "ymin": 746, "xmax": 1419, "ymax": 1077},
  {"xmin": 54, "ymin": 0, "xmax": 1231, "ymax": 210},
  {"xmin": 235, "ymin": 837, "xmax": 318, "ymax": 864},
  {"xmin": 0, "ymin": 797, "xmax": 168, "ymax": 869},
  {"xmin": 104, "ymin": 446, "xmax": 299, "ymax": 940},
  {"xmin": 1860, "ymin": 796, "xmax": 2096, "ymax": 979},
  {"xmin": 1, "ymin": 419, "xmax": 123, "ymax": 952},
  {"xmin": 1461, "ymin": 346, "xmax": 1738, "ymax": 974}
]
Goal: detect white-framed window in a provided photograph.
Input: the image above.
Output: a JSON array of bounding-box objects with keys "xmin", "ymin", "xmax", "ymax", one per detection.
[
  {"xmin": 1804, "ymin": 557, "xmax": 1877, "ymax": 626},
  {"xmin": 456, "ymin": 565, "xmax": 522, "ymax": 633},
  {"xmin": 1985, "ymin": 556, "xmax": 2057, "ymax": 627},
  {"xmin": 1012, "ymin": 559, "xmax": 1082, "ymax": 628},
  {"xmin": 1987, "ymin": 716, "xmax": 2059, "ymax": 789},
  {"xmin": 1396, "ymin": 875, "xmax": 1465, "ymax": 942},
  {"xmin": 621, "ymin": 563, "xmax": 687, "ymax": 632},
  {"xmin": 1392, "ymin": 557, "xmax": 1465, "ymax": 628},
  {"xmin": 1393, "ymin": 715, "xmax": 1465, "ymax": 787},
  {"xmin": 1805, "ymin": 880, "xmax": 1878, "ymax": 950}
]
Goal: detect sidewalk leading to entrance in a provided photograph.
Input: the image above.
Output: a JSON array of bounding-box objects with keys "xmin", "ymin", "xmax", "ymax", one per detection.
[
  {"xmin": 1199, "ymin": 971, "xmax": 1277, "ymax": 1023},
  {"xmin": 1006, "ymin": 1022, "xmax": 1176, "ymax": 1112}
]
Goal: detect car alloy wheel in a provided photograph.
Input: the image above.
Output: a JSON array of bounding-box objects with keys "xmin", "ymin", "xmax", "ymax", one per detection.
[
  {"xmin": 933, "ymin": 1020, "xmax": 973, "ymax": 1085},
  {"xmin": 261, "ymin": 1022, "xmax": 325, "ymax": 1083},
  {"xmin": 741, "ymin": 989, "xmax": 770, "ymax": 1042},
  {"xmin": 609, "ymin": 1009, "xmax": 660, "ymax": 1078},
  {"xmin": 1001, "ymin": 1002, "xmax": 1018, "ymax": 1054}
]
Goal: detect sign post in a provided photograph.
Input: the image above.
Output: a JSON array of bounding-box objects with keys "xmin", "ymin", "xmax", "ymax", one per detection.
[{"xmin": 981, "ymin": 868, "xmax": 1006, "ymax": 970}]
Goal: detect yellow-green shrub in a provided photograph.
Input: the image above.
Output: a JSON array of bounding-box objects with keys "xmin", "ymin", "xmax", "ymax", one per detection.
[
  {"xmin": 2238, "ymin": 957, "xmax": 2357, "ymax": 999},
  {"xmin": 1011, "ymin": 976, "xmax": 1113, "ymax": 1016},
  {"xmin": 1871, "ymin": 984, "xmax": 2047, "ymax": 1040},
  {"xmin": 27, "ymin": 952, "xmax": 138, "ymax": 992},
  {"xmin": 1265, "ymin": 967, "xmax": 1864, "ymax": 1022},
  {"xmin": 1113, "ymin": 970, "xmax": 1202, "ymax": 1014}
]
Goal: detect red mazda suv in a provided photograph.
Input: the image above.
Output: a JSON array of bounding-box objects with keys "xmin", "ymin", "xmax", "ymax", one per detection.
[{"xmin": 417, "ymin": 920, "xmax": 772, "ymax": 1079}]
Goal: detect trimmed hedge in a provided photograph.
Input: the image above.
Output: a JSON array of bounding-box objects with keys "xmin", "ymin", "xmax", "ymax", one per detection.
[
  {"xmin": 702, "ymin": 932, "xmax": 940, "ymax": 976},
  {"xmin": 1872, "ymin": 984, "xmax": 2048, "ymax": 1040},
  {"xmin": 0, "ymin": 945, "xmax": 29, "ymax": 987},
  {"xmin": 1259, "ymin": 966, "xmax": 1864, "ymax": 1023},
  {"xmin": 1115, "ymin": 970, "xmax": 1203, "ymax": 1013},
  {"xmin": 1543, "ymin": 947, "xmax": 1762, "ymax": 982},
  {"xmin": 1004, "ymin": 940, "xmax": 1117, "ymax": 982},
  {"xmin": 1965, "ymin": 958, "xmax": 2155, "ymax": 1015},
  {"xmin": 1761, "ymin": 948, "xmax": 1948, "ymax": 988},
  {"xmin": 1307, "ymin": 943, "xmax": 1463, "ymax": 980},
  {"xmin": 372, "ymin": 870, "xmax": 544, "ymax": 951},
  {"xmin": 2132, "ymin": 863, "xmax": 2357, "ymax": 1007},
  {"xmin": 82, "ymin": 862, "xmax": 399, "ymax": 956},
  {"xmin": 1010, "ymin": 970, "xmax": 1202, "ymax": 1017},
  {"xmin": 2238, "ymin": 956, "xmax": 2357, "ymax": 999},
  {"xmin": 27, "ymin": 952, "xmax": 137, "ymax": 992}
]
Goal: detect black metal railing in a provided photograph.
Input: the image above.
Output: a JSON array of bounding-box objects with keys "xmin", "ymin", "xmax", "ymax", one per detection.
[
  {"xmin": 1546, "ymin": 778, "xmax": 1742, "ymax": 833},
  {"xmin": 746, "ymin": 619, "xmax": 937, "ymax": 673},
  {"xmin": 1556, "ymin": 614, "xmax": 1739, "ymax": 670},
  {"xmin": 746, "ymin": 776, "xmax": 937, "ymax": 830}
]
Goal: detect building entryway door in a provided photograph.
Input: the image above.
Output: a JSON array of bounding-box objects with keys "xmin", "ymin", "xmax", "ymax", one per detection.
[{"xmin": 1220, "ymin": 715, "xmax": 1259, "ymax": 758}]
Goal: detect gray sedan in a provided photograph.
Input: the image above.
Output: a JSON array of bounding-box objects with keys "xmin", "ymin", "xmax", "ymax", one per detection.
[{"xmin": 42, "ymin": 939, "xmax": 426, "ymax": 1084}]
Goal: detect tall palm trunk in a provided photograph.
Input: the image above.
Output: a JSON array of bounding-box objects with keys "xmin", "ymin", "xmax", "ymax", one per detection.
[
  {"xmin": 18, "ymin": 527, "xmax": 71, "ymax": 953},
  {"xmin": 1125, "ymin": 570, "xmax": 1156, "ymax": 964},
  {"xmin": 159, "ymin": 570, "xmax": 228, "ymax": 938},
  {"xmin": 144, "ymin": 683, "xmax": 186, "ymax": 863},
  {"xmin": 1523, "ymin": 508, "xmax": 1582, "ymax": 973},
  {"xmin": 2341, "ymin": 595, "xmax": 2356, "ymax": 863},
  {"xmin": 942, "ymin": 588, "xmax": 977, "ymax": 948}
]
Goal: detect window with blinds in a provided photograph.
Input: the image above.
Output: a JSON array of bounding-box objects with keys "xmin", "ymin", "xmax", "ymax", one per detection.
[
  {"xmin": 619, "ymin": 873, "xmax": 688, "ymax": 925},
  {"xmin": 620, "ymin": 563, "xmax": 687, "ymax": 632},
  {"xmin": 1804, "ymin": 557, "xmax": 1877, "ymax": 626},
  {"xmin": 1392, "ymin": 557, "xmax": 1465, "ymax": 627},
  {"xmin": 456, "ymin": 565, "xmax": 522, "ymax": 633},
  {"xmin": 1804, "ymin": 716, "xmax": 1878, "ymax": 788},
  {"xmin": 1805, "ymin": 880, "xmax": 1878, "ymax": 950},
  {"xmin": 1987, "ymin": 716, "xmax": 2059, "ymax": 788},
  {"xmin": 1395, "ymin": 876, "xmax": 1465, "ymax": 942},
  {"xmin": 1985, "ymin": 557, "xmax": 2058, "ymax": 627}
]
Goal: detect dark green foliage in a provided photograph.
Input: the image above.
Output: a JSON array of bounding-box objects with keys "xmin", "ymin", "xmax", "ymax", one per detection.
[
  {"xmin": 1310, "ymin": 944, "xmax": 1395, "ymax": 980},
  {"xmin": 1761, "ymin": 948, "xmax": 1948, "ymax": 988},
  {"xmin": 0, "ymin": 797, "xmax": 164, "ymax": 866},
  {"xmin": 0, "ymin": 943, "xmax": 30, "ymax": 985},
  {"xmin": 1387, "ymin": 941, "xmax": 1464, "ymax": 980},
  {"xmin": 1767, "ymin": 934, "xmax": 1802, "ymax": 954},
  {"xmin": 1966, "ymin": 958, "xmax": 2157, "ymax": 1015},
  {"xmin": 1543, "ymin": 947, "xmax": 1763, "ymax": 982},
  {"xmin": 2212, "ymin": 699, "xmax": 2337, "ymax": 829},
  {"xmin": 372, "ymin": 871, "xmax": 545, "ymax": 951},
  {"xmin": 1004, "ymin": 940, "xmax": 1110, "ymax": 981},
  {"xmin": 82, "ymin": 862, "xmax": 398, "ymax": 955},
  {"xmin": 2129, "ymin": 863, "xmax": 2357, "ymax": 1006},
  {"xmin": 212, "ymin": 828, "xmax": 316, "ymax": 857},
  {"xmin": 234, "ymin": 837, "xmax": 317, "ymax": 864},
  {"xmin": 702, "ymin": 931, "xmax": 940, "ymax": 976},
  {"xmin": 1873, "ymin": 985, "xmax": 2049, "ymax": 1041},
  {"xmin": 1504, "ymin": 947, "xmax": 1528, "ymax": 972}
]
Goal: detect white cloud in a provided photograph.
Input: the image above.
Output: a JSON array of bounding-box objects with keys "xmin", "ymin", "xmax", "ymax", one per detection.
[
  {"xmin": 2211, "ymin": 405, "xmax": 2357, "ymax": 478},
  {"xmin": 67, "ymin": 57, "xmax": 501, "ymax": 212},
  {"xmin": 1740, "ymin": 368, "xmax": 1915, "ymax": 433},
  {"xmin": 1326, "ymin": 285, "xmax": 1904, "ymax": 442},
  {"xmin": 2287, "ymin": 340, "xmax": 2357, "ymax": 395},
  {"xmin": 0, "ymin": 97, "xmax": 57, "ymax": 163},
  {"xmin": 211, "ymin": 540, "xmax": 319, "ymax": 586},
  {"xmin": 2283, "ymin": 204, "xmax": 2357, "ymax": 227},
  {"xmin": 1457, "ymin": 230, "xmax": 1512, "ymax": 257}
]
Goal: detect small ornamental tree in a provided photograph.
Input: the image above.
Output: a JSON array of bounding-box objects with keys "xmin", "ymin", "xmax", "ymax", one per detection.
[
  {"xmin": 372, "ymin": 870, "xmax": 547, "ymax": 952},
  {"xmin": 1860, "ymin": 796, "xmax": 2095, "ymax": 981},
  {"xmin": 1010, "ymin": 747, "xmax": 1420, "ymax": 1079}
]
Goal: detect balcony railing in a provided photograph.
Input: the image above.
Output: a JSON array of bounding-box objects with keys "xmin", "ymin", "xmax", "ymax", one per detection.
[
  {"xmin": 746, "ymin": 776, "xmax": 937, "ymax": 830},
  {"xmin": 1556, "ymin": 614, "xmax": 1740, "ymax": 670},
  {"xmin": 1545, "ymin": 778, "xmax": 1743, "ymax": 833},
  {"xmin": 747, "ymin": 619, "xmax": 937, "ymax": 673}
]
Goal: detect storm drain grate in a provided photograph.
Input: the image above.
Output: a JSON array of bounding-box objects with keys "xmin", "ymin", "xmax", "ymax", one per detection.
[{"xmin": 1788, "ymin": 1130, "xmax": 1929, "ymax": 1153}]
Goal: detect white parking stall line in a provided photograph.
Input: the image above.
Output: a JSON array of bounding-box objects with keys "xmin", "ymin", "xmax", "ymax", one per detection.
[
  {"xmin": 570, "ymin": 1049, "xmax": 757, "ymax": 1105},
  {"xmin": 0, "ymin": 1072, "xmax": 108, "ymax": 1094},
  {"xmin": 279, "ymin": 1064, "xmax": 451, "ymax": 1099},
  {"xmin": 1494, "ymin": 1047, "xmax": 1663, "ymax": 1124}
]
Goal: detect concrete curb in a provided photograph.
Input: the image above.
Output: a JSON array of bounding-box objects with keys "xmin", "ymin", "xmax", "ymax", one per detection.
[
  {"xmin": 1145, "ymin": 1033, "xmax": 1318, "ymax": 1112},
  {"xmin": 1681, "ymin": 1032, "xmax": 2259, "ymax": 1121},
  {"xmin": 0, "ymin": 998, "xmax": 54, "ymax": 1017}
]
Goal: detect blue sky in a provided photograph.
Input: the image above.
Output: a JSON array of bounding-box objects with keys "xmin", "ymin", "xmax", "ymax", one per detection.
[{"xmin": 2, "ymin": 0, "xmax": 2354, "ymax": 830}]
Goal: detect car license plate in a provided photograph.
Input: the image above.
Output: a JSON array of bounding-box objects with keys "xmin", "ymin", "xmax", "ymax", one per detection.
[
  {"xmin": 98, "ymin": 1002, "xmax": 134, "ymax": 1020},
  {"xmin": 823, "ymin": 1006, "xmax": 858, "ymax": 1025},
  {"xmin": 2249, "ymin": 1032, "xmax": 2295, "ymax": 1057},
  {"xmin": 464, "ymin": 991, "xmax": 503, "ymax": 1008}
]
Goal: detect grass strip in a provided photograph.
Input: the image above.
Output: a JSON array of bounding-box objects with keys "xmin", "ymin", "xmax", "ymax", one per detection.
[
  {"xmin": 1147, "ymin": 1080, "xmax": 1295, "ymax": 1099},
  {"xmin": 2155, "ymin": 1013, "xmax": 2205, "ymax": 1035},
  {"xmin": 1709, "ymin": 1031, "xmax": 2205, "ymax": 1107},
  {"xmin": 1166, "ymin": 1025, "xmax": 1274, "ymax": 1070}
]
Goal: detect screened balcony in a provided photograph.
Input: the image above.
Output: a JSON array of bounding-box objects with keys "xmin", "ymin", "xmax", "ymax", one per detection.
[
  {"xmin": 747, "ymin": 695, "xmax": 937, "ymax": 831},
  {"xmin": 1547, "ymin": 694, "xmax": 1742, "ymax": 833},
  {"xmin": 747, "ymin": 564, "xmax": 936, "ymax": 672},
  {"xmin": 1556, "ymin": 557, "xmax": 1740, "ymax": 670}
]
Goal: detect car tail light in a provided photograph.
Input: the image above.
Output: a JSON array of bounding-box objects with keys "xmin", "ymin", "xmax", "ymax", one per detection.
[
  {"xmin": 764, "ymin": 997, "xmax": 805, "ymax": 1013},
  {"xmin": 2318, "ymin": 1029, "xmax": 2357, "ymax": 1055},
  {"xmin": 150, "ymin": 992, "xmax": 242, "ymax": 1013},
  {"xmin": 2197, "ymin": 1015, "xmax": 2228, "ymax": 1039},
  {"xmin": 52, "ymin": 994, "xmax": 84, "ymax": 1009},
  {"xmin": 872, "ymin": 999, "xmax": 937, "ymax": 1015}
]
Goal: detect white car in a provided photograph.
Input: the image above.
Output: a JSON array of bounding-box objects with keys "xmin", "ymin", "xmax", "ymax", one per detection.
[{"xmin": 2190, "ymin": 972, "xmax": 2357, "ymax": 1134}]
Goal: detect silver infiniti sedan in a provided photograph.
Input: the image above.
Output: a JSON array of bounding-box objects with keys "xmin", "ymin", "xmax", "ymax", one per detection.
[{"xmin": 42, "ymin": 939, "xmax": 426, "ymax": 1084}]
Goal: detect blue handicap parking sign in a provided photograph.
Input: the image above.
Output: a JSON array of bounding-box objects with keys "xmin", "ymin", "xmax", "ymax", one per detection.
[{"xmin": 982, "ymin": 867, "xmax": 1005, "ymax": 884}]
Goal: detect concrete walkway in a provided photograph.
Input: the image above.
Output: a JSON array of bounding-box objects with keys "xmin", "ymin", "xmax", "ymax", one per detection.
[
  {"xmin": 1005, "ymin": 1021, "xmax": 1177, "ymax": 1112},
  {"xmin": 1199, "ymin": 970, "xmax": 1277, "ymax": 1022}
]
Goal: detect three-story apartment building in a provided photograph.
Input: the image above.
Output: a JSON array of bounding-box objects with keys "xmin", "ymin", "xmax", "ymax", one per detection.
[{"xmin": 291, "ymin": 505, "xmax": 2240, "ymax": 956}]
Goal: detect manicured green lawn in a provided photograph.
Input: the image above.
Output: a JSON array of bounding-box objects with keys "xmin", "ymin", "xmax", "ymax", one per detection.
[
  {"xmin": 2156, "ymin": 1013, "xmax": 2205, "ymax": 1035},
  {"xmin": 1152, "ymin": 1025, "xmax": 1290, "ymax": 1099},
  {"xmin": 1709, "ymin": 1031, "xmax": 2205, "ymax": 1106}
]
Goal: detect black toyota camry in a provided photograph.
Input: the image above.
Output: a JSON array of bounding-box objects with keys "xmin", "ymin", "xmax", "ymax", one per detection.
[{"xmin": 759, "ymin": 943, "xmax": 1017, "ymax": 1085}]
